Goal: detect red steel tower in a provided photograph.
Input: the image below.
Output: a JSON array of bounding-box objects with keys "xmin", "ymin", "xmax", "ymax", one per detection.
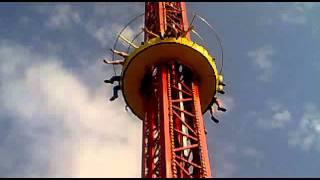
[
  {"xmin": 105, "ymin": 2, "xmax": 226, "ymax": 178},
  {"xmin": 141, "ymin": 2, "xmax": 211, "ymax": 178}
]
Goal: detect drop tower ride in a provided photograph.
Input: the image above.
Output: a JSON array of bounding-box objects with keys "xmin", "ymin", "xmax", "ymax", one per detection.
[{"xmin": 105, "ymin": 2, "xmax": 226, "ymax": 178}]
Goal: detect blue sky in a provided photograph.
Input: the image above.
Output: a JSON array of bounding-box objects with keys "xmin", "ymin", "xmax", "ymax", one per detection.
[{"xmin": 0, "ymin": 2, "xmax": 320, "ymax": 178}]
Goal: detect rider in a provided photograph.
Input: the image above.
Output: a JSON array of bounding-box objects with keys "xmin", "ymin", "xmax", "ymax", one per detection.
[{"xmin": 209, "ymin": 97, "xmax": 227, "ymax": 123}]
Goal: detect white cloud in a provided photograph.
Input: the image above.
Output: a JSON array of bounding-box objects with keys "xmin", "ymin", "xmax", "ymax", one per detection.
[
  {"xmin": 257, "ymin": 100, "xmax": 291, "ymax": 129},
  {"xmin": 243, "ymin": 147, "xmax": 263, "ymax": 159},
  {"xmin": 217, "ymin": 161, "xmax": 237, "ymax": 178},
  {"xmin": 281, "ymin": 12, "xmax": 306, "ymax": 24},
  {"xmin": 242, "ymin": 147, "xmax": 264, "ymax": 168},
  {"xmin": 213, "ymin": 143, "xmax": 237, "ymax": 178},
  {"xmin": 268, "ymin": 100, "xmax": 282, "ymax": 112},
  {"xmin": 92, "ymin": 3, "xmax": 143, "ymax": 19},
  {"xmin": 88, "ymin": 23, "xmax": 136, "ymax": 48},
  {"xmin": 280, "ymin": 2, "xmax": 317, "ymax": 25},
  {"xmin": 46, "ymin": 4, "xmax": 81, "ymax": 29},
  {"xmin": 82, "ymin": 3, "xmax": 144, "ymax": 48},
  {"xmin": 36, "ymin": 3, "xmax": 144, "ymax": 49},
  {"xmin": 259, "ymin": 2, "xmax": 318, "ymax": 28},
  {"xmin": 248, "ymin": 45, "xmax": 275, "ymax": 82},
  {"xmin": 213, "ymin": 143, "xmax": 264, "ymax": 177},
  {"xmin": 312, "ymin": 25, "xmax": 320, "ymax": 37},
  {"xmin": 0, "ymin": 42, "xmax": 141, "ymax": 177},
  {"xmin": 271, "ymin": 110, "xmax": 291, "ymax": 128},
  {"xmin": 18, "ymin": 16, "xmax": 31, "ymax": 25},
  {"xmin": 288, "ymin": 103, "xmax": 320, "ymax": 152},
  {"xmin": 294, "ymin": 2, "xmax": 315, "ymax": 12},
  {"xmin": 257, "ymin": 16, "xmax": 273, "ymax": 26}
]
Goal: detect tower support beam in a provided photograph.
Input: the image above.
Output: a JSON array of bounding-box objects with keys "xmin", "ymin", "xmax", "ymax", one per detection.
[{"xmin": 140, "ymin": 2, "xmax": 212, "ymax": 178}]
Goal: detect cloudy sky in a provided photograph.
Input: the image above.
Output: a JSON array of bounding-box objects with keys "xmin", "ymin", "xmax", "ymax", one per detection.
[{"xmin": 0, "ymin": 2, "xmax": 320, "ymax": 178}]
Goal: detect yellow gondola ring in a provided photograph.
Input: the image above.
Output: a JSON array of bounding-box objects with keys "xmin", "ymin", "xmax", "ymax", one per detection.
[{"xmin": 122, "ymin": 37, "xmax": 220, "ymax": 120}]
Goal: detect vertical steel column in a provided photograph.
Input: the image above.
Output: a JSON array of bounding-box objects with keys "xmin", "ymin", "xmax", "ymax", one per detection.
[
  {"xmin": 192, "ymin": 82, "xmax": 212, "ymax": 177},
  {"xmin": 180, "ymin": 2, "xmax": 191, "ymax": 40},
  {"xmin": 159, "ymin": 66, "xmax": 174, "ymax": 177}
]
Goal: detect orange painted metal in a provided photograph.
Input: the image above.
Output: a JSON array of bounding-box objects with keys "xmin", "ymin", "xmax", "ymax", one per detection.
[
  {"xmin": 192, "ymin": 82, "xmax": 212, "ymax": 177},
  {"xmin": 144, "ymin": 2, "xmax": 166, "ymax": 41},
  {"xmin": 158, "ymin": 2, "xmax": 166, "ymax": 36},
  {"xmin": 158, "ymin": 66, "xmax": 173, "ymax": 177},
  {"xmin": 141, "ymin": 2, "xmax": 212, "ymax": 178},
  {"xmin": 180, "ymin": 2, "xmax": 191, "ymax": 40},
  {"xmin": 141, "ymin": 111, "xmax": 147, "ymax": 177}
]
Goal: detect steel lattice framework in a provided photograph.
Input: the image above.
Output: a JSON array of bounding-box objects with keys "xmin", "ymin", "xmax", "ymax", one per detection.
[{"xmin": 141, "ymin": 2, "xmax": 212, "ymax": 178}]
